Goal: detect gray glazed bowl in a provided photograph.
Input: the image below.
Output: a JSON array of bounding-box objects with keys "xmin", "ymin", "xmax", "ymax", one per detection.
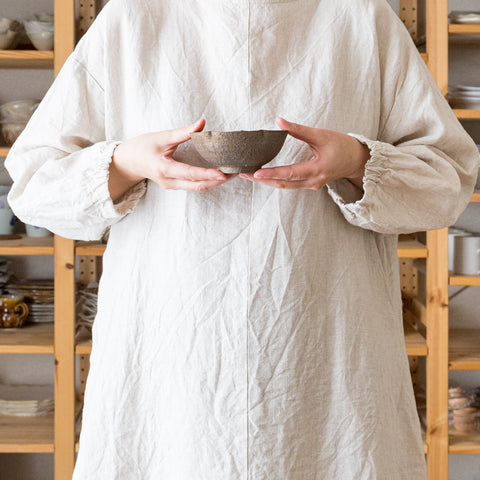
[{"xmin": 189, "ymin": 130, "xmax": 288, "ymax": 173}]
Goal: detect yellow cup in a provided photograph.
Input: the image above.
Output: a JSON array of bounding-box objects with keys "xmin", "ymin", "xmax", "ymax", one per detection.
[{"xmin": 0, "ymin": 294, "xmax": 29, "ymax": 328}]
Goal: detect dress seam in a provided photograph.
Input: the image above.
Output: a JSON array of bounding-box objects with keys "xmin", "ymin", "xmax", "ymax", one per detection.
[{"xmin": 246, "ymin": 4, "xmax": 252, "ymax": 480}]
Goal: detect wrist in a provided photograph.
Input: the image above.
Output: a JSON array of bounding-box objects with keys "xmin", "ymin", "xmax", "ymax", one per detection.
[
  {"xmin": 111, "ymin": 142, "xmax": 145, "ymax": 185},
  {"xmin": 346, "ymin": 138, "xmax": 370, "ymax": 189}
]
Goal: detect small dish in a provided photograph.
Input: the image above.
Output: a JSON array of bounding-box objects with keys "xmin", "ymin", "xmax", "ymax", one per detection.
[{"xmin": 189, "ymin": 129, "xmax": 288, "ymax": 173}]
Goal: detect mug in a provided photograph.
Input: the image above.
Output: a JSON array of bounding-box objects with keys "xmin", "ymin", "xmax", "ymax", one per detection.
[
  {"xmin": 453, "ymin": 235, "xmax": 480, "ymax": 275},
  {"xmin": 0, "ymin": 294, "xmax": 29, "ymax": 328},
  {"xmin": 25, "ymin": 224, "xmax": 52, "ymax": 237},
  {"xmin": 448, "ymin": 228, "xmax": 472, "ymax": 272}
]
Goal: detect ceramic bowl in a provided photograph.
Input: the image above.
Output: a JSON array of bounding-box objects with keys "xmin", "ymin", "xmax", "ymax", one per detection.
[
  {"xmin": 189, "ymin": 130, "xmax": 288, "ymax": 173},
  {"xmin": 449, "ymin": 396, "xmax": 471, "ymax": 410},
  {"xmin": 0, "ymin": 121, "xmax": 27, "ymax": 146},
  {"xmin": 0, "ymin": 18, "xmax": 22, "ymax": 50},
  {"xmin": 0, "ymin": 99, "xmax": 40, "ymax": 121},
  {"xmin": 24, "ymin": 20, "xmax": 54, "ymax": 51}
]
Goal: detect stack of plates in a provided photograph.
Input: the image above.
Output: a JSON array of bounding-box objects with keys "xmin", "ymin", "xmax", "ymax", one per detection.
[
  {"xmin": 449, "ymin": 11, "xmax": 480, "ymax": 24},
  {"xmin": 448, "ymin": 85, "xmax": 480, "ymax": 109},
  {"xmin": 0, "ymin": 383, "xmax": 54, "ymax": 416},
  {"xmin": 5, "ymin": 279, "xmax": 54, "ymax": 323}
]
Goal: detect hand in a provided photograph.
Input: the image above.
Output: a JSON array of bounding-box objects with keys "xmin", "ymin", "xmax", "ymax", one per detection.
[
  {"xmin": 240, "ymin": 117, "xmax": 370, "ymax": 191},
  {"xmin": 109, "ymin": 119, "xmax": 231, "ymax": 202}
]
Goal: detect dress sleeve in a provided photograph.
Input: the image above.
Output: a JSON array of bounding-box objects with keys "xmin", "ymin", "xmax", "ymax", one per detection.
[
  {"xmin": 4, "ymin": 3, "xmax": 146, "ymax": 241},
  {"xmin": 326, "ymin": 2, "xmax": 479, "ymax": 235}
]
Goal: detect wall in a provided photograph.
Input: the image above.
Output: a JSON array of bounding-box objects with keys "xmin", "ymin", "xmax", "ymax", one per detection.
[{"xmin": 1, "ymin": 0, "xmax": 479, "ymax": 478}]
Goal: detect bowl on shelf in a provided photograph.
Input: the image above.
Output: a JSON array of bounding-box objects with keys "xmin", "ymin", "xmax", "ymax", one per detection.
[
  {"xmin": 0, "ymin": 18, "xmax": 22, "ymax": 50},
  {"xmin": 24, "ymin": 20, "xmax": 54, "ymax": 51},
  {"xmin": 0, "ymin": 99, "xmax": 40, "ymax": 121},
  {"xmin": 0, "ymin": 120, "xmax": 28, "ymax": 146},
  {"xmin": 189, "ymin": 129, "xmax": 288, "ymax": 173},
  {"xmin": 0, "ymin": 99, "xmax": 39, "ymax": 146}
]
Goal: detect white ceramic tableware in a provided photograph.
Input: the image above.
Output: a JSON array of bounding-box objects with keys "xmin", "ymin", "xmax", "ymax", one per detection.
[
  {"xmin": 454, "ymin": 235, "xmax": 480, "ymax": 275},
  {"xmin": 448, "ymin": 228, "xmax": 472, "ymax": 272}
]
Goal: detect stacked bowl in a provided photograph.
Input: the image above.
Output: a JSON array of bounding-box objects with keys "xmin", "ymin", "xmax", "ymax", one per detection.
[{"xmin": 0, "ymin": 99, "xmax": 39, "ymax": 146}]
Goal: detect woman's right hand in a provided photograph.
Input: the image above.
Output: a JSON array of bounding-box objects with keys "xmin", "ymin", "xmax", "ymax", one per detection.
[{"xmin": 108, "ymin": 118, "xmax": 230, "ymax": 202}]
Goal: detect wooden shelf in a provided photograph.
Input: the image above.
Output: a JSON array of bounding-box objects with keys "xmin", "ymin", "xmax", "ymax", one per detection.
[
  {"xmin": 449, "ymin": 275, "xmax": 480, "ymax": 286},
  {"xmin": 75, "ymin": 241, "xmax": 106, "ymax": 256},
  {"xmin": 449, "ymin": 329, "xmax": 480, "ymax": 370},
  {"xmin": 0, "ymin": 49, "xmax": 54, "ymax": 69},
  {"xmin": 454, "ymin": 109, "xmax": 480, "ymax": 120},
  {"xmin": 449, "ymin": 427, "xmax": 480, "ymax": 454},
  {"xmin": 471, "ymin": 192, "xmax": 480, "ymax": 202},
  {"xmin": 405, "ymin": 328, "xmax": 428, "ymax": 356},
  {"xmin": 0, "ymin": 234, "xmax": 54, "ymax": 255},
  {"xmin": 75, "ymin": 332, "xmax": 92, "ymax": 354},
  {"xmin": 0, "ymin": 146, "xmax": 10, "ymax": 157},
  {"xmin": 0, "ymin": 413, "xmax": 54, "ymax": 452},
  {"xmin": 420, "ymin": 52, "xmax": 428, "ymax": 63},
  {"xmin": 449, "ymin": 24, "xmax": 480, "ymax": 35},
  {"xmin": 0, "ymin": 323, "xmax": 54, "ymax": 354},
  {"xmin": 397, "ymin": 239, "xmax": 428, "ymax": 258}
]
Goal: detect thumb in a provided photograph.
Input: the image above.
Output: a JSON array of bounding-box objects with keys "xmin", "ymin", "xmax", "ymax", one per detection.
[
  {"xmin": 165, "ymin": 118, "xmax": 206, "ymax": 146},
  {"xmin": 276, "ymin": 117, "xmax": 320, "ymax": 145}
]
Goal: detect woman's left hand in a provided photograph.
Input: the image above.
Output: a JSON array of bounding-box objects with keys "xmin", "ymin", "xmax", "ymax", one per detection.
[{"xmin": 240, "ymin": 117, "xmax": 370, "ymax": 191}]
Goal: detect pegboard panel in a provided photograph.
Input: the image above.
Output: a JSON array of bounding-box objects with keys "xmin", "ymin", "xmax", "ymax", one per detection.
[
  {"xmin": 409, "ymin": 355, "xmax": 419, "ymax": 390},
  {"xmin": 400, "ymin": 258, "xmax": 418, "ymax": 296},
  {"xmin": 399, "ymin": 0, "xmax": 426, "ymax": 44},
  {"xmin": 77, "ymin": 0, "xmax": 97, "ymax": 41},
  {"xmin": 78, "ymin": 255, "xmax": 101, "ymax": 289},
  {"xmin": 78, "ymin": 354, "xmax": 90, "ymax": 402}
]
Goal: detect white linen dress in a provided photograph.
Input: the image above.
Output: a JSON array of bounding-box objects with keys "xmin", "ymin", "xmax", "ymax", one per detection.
[{"xmin": 5, "ymin": 0, "xmax": 479, "ymax": 478}]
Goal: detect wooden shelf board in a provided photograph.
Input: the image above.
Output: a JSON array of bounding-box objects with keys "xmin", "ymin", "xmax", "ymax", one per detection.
[
  {"xmin": 0, "ymin": 323, "xmax": 54, "ymax": 354},
  {"xmin": 0, "ymin": 412, "xmax": 54, "ymax": 452},
  {"xmin": 75, "ymin": 241, "xmax": 106, "ymax": 256},
  {"xmin": 0, "ymin": 234, "xmax": 54, "ymax": 255},
  {"xmin": 449, "ymin": 24, "xmax": 480, "ymax": 35},
  {"xmin": 449, "ymin": 427, "xmax": 480, "ymax": 454},
  {"xmin": 397, "ymin": 239, "xmax": 428, "ymax": 258},
  {"xmin": 420, "ymin": 52, "xmax": 428, "ymax": 63},
  {"xmin": 453, "ymin": 109, "xmax": 480, "ymax": 119},
  {"xmin": 405, "ymin": 328, "xmax": 428, "ymax": 356},
  {"xmin": 449, "ymin": 275, "xmax": 480, "ymax": 286},
  {"xmin": 449, "ymin": 329, "xmax": 480, "ymax": 370},
  {"xmin": 471, "ymin": 192, "xmax": 480, "ymax": 202},
  {"xmin": 0, "ymin": 50, "xmax": 54, "ymax": 69},
  {"xmin": 75, "ymin": 333, "xmax": 92, "ymax": 354},
  {"xmin": 0, "ymin": 146, "xmax": 10, "ymax": 157}
]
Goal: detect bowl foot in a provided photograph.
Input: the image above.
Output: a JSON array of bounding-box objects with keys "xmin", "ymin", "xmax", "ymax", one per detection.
[{"xmin": 218, "ymin": 165, "xmax": 262, "ymax": 174}]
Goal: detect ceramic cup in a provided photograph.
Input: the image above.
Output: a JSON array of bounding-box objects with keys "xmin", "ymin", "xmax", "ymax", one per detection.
[
  {"xmin": 25, "ymin": 224, "xmax": 52, "ymax": 237},
  {"xmin": 454, "ymin": 235, "xmax": 480, "ymax": 275},
  {"xmin": 448, "ymin": 228, "xmax": 472, "ymax": 272},
  {"xmin": 0, "ymin": 294, "xmax": 28, "ymax": 328},
  {"xmin": 0, "ymin": 207, "xmax": 16, "ymax": 235}
]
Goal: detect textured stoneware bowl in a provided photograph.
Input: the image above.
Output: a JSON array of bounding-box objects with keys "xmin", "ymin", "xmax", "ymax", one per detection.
[{"xmin": 189, "ymin": 130, "xmax": 288, "ymax": 173}]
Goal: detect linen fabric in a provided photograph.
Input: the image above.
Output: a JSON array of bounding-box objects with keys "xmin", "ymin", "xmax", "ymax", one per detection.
[{"xmin": 5, "ymin": 0, "xmax": 479, "ymax": 478}]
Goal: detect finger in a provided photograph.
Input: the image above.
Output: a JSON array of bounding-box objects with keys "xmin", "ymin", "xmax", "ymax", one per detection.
[
  {"xmin": 161, "ymin": 157, "xmax": 226, "ymax": 182},
  {"xmin": 160, "ymin": 178, "xmax": 230, "ymax": 192},
  {"xmin": 275, "ymin": 117, "xmax": 321, "ymax": 145},
  {"xmin": 164, "ymin": 118, "xmax": 206, "ymax": 147},
  {"xmin": 252, "ymin": 162, "xmax": 316, "ymax": 181}
]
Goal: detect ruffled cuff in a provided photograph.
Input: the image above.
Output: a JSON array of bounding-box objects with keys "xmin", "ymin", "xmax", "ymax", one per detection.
[
  {"xmin": 326, "ymin": 134, "xmax": 386, "ymax": 230},
  {"xmin": 83, "ymin": 140, "xmax": 147, "ymax": 220}
]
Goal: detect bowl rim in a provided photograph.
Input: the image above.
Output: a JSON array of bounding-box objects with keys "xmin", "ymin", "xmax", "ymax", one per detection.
[{"xmin": 189, "ymin": 129, "xmax": 288, "ymax": 136}]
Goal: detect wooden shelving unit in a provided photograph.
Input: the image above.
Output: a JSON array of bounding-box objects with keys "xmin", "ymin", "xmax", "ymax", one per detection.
[{"xmin": 0, "ymin": 0, "xmax": 474, "ymax": 478}]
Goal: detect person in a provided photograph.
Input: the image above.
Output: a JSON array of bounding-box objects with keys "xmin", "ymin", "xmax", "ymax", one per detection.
[{"xmin": 4, "ymin": 0, "xmax": 479, "ymax": 478}]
